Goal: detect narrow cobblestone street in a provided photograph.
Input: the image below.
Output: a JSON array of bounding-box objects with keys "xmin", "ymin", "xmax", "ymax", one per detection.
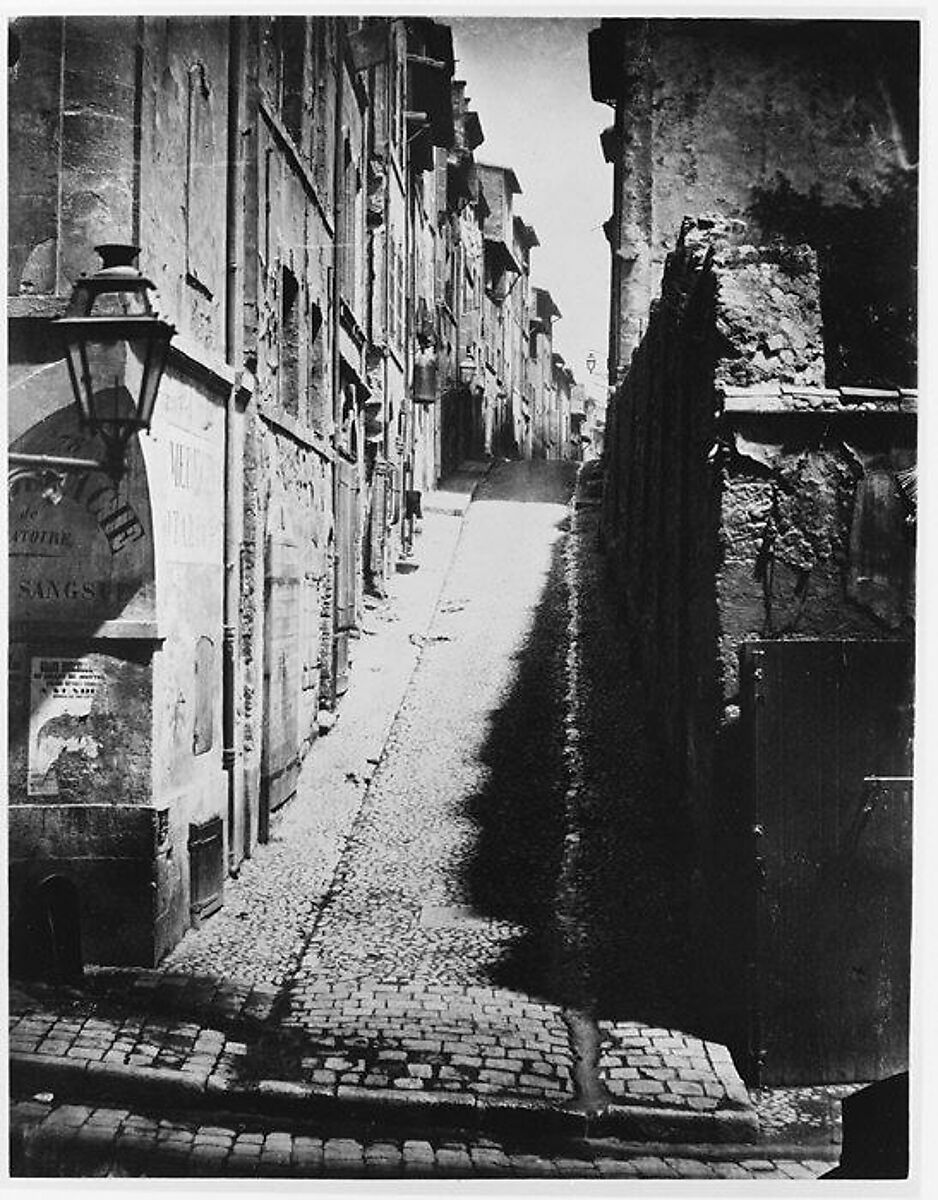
[
  {"xmin": 292, "ymin": 458, "xmax": 576, "ymax": 989},
  {"xmin": 8, "ymin": 11, "xmax": 919, "ymax": 1188},
  {"xmin": 9, "ymin": 460, "xmax": 843, "ymax": 1179},
  {"xmin": 279, "ymin": 459, "xmax": 580, "ymax": 1106}
]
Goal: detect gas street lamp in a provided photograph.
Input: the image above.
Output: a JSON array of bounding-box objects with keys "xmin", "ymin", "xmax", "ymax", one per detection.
[
  {"xmin": 55, "ymin": 243, "xmax": 176, "ymax": 477},
  {"xmin": 458, "ymin": 355, "xmax": 476, "ymax": 387},
  {"xmin": 9, "ymin": 243, "xmax": 176, "ymax": 491},
  {"xmin": 585, "ymin": 351, "xmax": 597, "ymax": 375}
]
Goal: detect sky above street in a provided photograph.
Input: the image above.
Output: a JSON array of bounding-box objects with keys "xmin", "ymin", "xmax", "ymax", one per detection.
[{"xmin": 447, "ymin": 16, "xmax": 610, "ymax": 385}]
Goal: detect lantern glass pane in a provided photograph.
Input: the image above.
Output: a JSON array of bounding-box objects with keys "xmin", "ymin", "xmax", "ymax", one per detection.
[
  {"xmin": 78, "ymin": 336, "xmax": 135, "ymax": 429},
  {"xmin": 129, "ymin": 330, "xmax": 170, "ymax": 429},
  {"xmin": 93, "ymin": 287, "xmax": 150, "ymax": 318},
  {"xmin": 62, "ymin": 336, "xmax": 93, "ymax": 423}
]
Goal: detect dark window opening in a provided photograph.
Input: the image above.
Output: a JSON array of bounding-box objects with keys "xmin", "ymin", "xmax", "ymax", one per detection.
[
  {"xmin": 339, "ymin": 137, "xmax": 361, "ymax": 311},
  {"xmin": 277, "ymin": 16, "xmax": 306, "ymax": 147},
  {"xmin": 281, "ymin": 266, "xmax": 300, "ymax": 417},
  {"xmin": 307, "ymin": 301, "xmax": 327, "ymax": 431}
]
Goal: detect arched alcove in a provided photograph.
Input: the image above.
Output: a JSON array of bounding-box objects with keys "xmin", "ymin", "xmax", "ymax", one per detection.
[{"xmin": 9, "ymin": 403, "xmax": 156, "ymax": 634}]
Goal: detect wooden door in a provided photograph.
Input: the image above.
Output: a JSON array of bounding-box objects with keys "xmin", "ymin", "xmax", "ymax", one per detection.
[
  {"xmin": 741, "ymin": 639, "xmax": 913, "ymax": 1085},
  {"xmin": 333, "ymin": 456, "xmax": 358, "ymax": 700},
  {"xmin": 260, "ymin": 531, "xmax": 301, "ymax": 838}
]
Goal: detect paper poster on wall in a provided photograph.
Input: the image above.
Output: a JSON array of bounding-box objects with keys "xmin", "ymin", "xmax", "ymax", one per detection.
[{"xmin": 27, "ymin": 657, "xmax": 105, "ymax": 796}]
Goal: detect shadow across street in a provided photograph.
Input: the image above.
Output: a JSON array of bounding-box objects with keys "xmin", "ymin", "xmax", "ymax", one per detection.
[{"xmin": 460, "ymin": 472, "xmax": 705, "ymax": 1034}]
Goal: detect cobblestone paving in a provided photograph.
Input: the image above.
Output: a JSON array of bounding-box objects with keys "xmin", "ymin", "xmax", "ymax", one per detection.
[
  {"xmin": 10, "ymin": 973, "xmax": 574, "ymax": 1103},
  {"xmin": 753, "ymin": 1084, "xmax": 853, "ymax": 1145},
  {"xmin": 598, "ymin": 1020, "xmax": 751, "ymax": 1112},
  {"xmin": 157, "ymin": 467, "xmax": 485, "ymax": 986},
  {"xmin": 9, "ymin": 1099, "xmax": 833, "ymax": 1179},
  {"xmin": 285, "ymin": 980, "xmax": 573, "ymax": 1098},
  {"xmin": 282, "ymin": 460, "xmax": 582, "ymax": 1106},
  {"xmin": 9, "ymin": 979, "xmax": 272, "ymax": 1088},
  {"xmin": 9, "ymin": 463, "xmax": 758, "ymax": 1130},
  {"xmin": 294, "ymin": 460, "xmax": 576, "ymax": 986},
  {"xmin": 8, "ymin": 463, "xmax": 860, "ymax": 1177}
]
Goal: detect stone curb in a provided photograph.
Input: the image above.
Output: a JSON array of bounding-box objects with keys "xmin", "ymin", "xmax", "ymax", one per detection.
[
  {"xmin": 592, "ymin": 1102, "xmax": 759, "ymax": 1145},
  {"xmin": 11, "ymin": 1050, "xmax": 759, "ymax": 1145},
  {"xmin": 584, "ymin": 1139, "xmax": 838, "ymax": 1162}
]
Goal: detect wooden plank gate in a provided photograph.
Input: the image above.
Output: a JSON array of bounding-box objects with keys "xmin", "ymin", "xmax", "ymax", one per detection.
[
  {"xmin": 739, "ymin": 638, "xmax": 913, "ymax": 1085},
  {"xmin": 333, "ymin": 455, "xmax": 359, "ymax": 702}
]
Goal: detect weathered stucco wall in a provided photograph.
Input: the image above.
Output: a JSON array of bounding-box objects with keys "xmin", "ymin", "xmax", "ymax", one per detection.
[
  {"xmin": 8, "ymin": 16, "xmax": 238, "ymax": 966},
  {"xmin": 605, "ymin": 19, "xmax": 918, "ymax": 387},
  {"xmin": 645, "ymin": 21, "xmax": 908, "ymax": 235},
  {"xmin": 718, "ymin": 421, "xmax": 915, "ymax": 700},
  {"xmin": 141, "ymin": 365, "xmax": 231, "ymax": 956},
  {"xmin": 138, "ymin": 16, "xmax": 231, "ymax": 355},
  {"xmin": 9, "ymin": 403, "xmax": 157, "ymax": 809}
]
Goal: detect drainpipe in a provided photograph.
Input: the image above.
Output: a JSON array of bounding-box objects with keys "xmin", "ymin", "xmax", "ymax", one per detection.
[
  {"xmin": 326, "ymin": 24, "xmax": 346, "ymax": 708},
  {"xmin": 383, "ymin": 43, "xmax": 393, "ymax": 466},
  {"xmin": 224, "ymin": 16, "xmax": 246, "ymax": 872},
  {"xmin": 332, "ymin": 31, "xmax": 344, "ymax": 440}
]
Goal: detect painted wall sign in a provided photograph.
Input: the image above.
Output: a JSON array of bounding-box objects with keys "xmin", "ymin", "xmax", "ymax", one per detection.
[
  {"xmin": 27, "ymin": 656, "xmax": 106, "ymax": 795},
  {"xmin": 152, "ymin": 381, "xmax": 223, "ymax": 567},
  {"xmin": 9, "ymin": 409, "xmax": 155, "ymax": 628},
  {"xmin": 164, "ymin": 434, "xmax": 222, "ymax": 563}
]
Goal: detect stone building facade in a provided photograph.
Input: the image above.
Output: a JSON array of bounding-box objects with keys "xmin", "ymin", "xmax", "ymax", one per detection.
[
  {"xmin": 7, "ymin": 14, "xmax": 579, "ymax": 973},
  {"xmin": 528, "ymin": 288, "xmax": 562, "ymax": 459},
  {"xmin": 590, "ymin": 18, "xmax": 917, "ymax": 1084}
]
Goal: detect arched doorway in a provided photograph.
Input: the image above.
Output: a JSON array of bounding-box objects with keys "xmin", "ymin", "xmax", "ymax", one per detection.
[{"xmin": 12, "ymin": 874, "xmax": 83, "ymax": 983}]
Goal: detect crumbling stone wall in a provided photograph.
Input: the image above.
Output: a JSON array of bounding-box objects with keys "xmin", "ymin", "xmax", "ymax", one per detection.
[
  {"xmin": 237, "ymin": 18, "xmax": 340, "ymax": 846},
  {"xmin": 602, "ymin": 211, "xmax": 916, "ymax": 1046},
  {"xmin": 717, "ymin": 421, "xmax": 914, "ymax": 703},
  {"xmin": 601, "ymin": 213, "xmax": 916, "ymax": 826},
  {"xmin": 710, "ymin": 227, "xmax": 824, "ymax": 389},
  {"xmin": 697, "ymin": 216, "xmax": 914, "ymax": 698},
  {"xmin": 600, "ymin": 226, "xmax": 722, "ymax": 833}
]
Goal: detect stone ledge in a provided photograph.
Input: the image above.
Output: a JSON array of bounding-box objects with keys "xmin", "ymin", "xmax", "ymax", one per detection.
[
  {"xmin": 592, "ymin": 1101, "xmax": 759, "ymax": 1145},
  {"xmin": 720, "ymin": 383, "xmax": 917, "ymax": 416}
]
